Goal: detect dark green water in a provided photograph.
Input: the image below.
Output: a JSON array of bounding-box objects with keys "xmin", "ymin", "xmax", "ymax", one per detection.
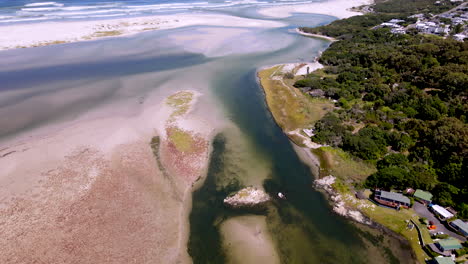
[
  {"xmin": 187, "ymin": 20, "xmax": 402, "ymax": 261},
  {"xmin": 188, "ymin": 66, "xmax": 373, "ymax": 263}
]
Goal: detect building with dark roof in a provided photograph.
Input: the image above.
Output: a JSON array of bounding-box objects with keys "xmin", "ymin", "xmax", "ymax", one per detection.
[
  {"xmin": 374, "ymin": 190, "xmax": 411, "ymax": 209},
  {"xmin": 449, "ymin": 219, "xmax": 468, "ymax": 237}
]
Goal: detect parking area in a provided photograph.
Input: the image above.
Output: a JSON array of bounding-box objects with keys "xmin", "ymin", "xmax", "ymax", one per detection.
[{"xmin": 413, "ymin": 202, "xmax": 466, "ymax": 242}]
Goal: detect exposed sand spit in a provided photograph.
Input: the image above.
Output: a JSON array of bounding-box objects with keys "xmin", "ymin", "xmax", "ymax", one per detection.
[
  {"xmin": 0, "ymin": 13, "xmax": 285, "ymax": 51},
  {"xmin": 258, "ymin": 0, "xmax": 372, "ymax": 19},
  {"xmin": 220, "ymin": 215, "xmax": 280, "ymax": 264}
]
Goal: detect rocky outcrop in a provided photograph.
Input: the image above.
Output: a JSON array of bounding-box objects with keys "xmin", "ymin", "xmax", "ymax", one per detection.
[
  {"xmin": 224, "ymin": 187, "xmax": 271, "ymax": 208},
  {"xmin": 314, "ymin": 175, "xmax": 372, "ymax": 225}
]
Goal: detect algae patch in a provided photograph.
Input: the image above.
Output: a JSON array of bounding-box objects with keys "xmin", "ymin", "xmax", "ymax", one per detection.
[
  {"xmin": 166, "ymin": 91, "xmax": 194, "ymax": 119},
  {"xmin": 166, "ymin": 126, "xmax": 198, "ymax": 153}
]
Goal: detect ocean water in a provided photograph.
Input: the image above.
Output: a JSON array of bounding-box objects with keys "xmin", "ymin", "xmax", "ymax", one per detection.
[{"xmin": 0, "ymin": 0, "xmax": 320, "ymax": 24}]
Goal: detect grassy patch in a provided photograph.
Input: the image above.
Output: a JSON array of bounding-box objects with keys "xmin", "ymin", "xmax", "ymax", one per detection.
[
  {"xmin": 166, "ymin": 127, "xmax": 197, "ymax": 153},
  {"xmin": 358, "ymin": 204, "xmax": 432, "ymax": 263},
  {"xmin": 166, "ymin": 91, "xmax": 194, "ymax": 119},
  {"xmin": 331, "ymin": 178, "xmax": 350, "ymax": 194},
  {"xmin": 312, "ymin": 146, "xmax": 376, "ymax": 181},
  {"xmin": 92, "ymin": 30, "xmax": 122, "ymax": 37},
  {"xmin": 258, "ymin": 66, "xmax": 333, "ymax": 132}
]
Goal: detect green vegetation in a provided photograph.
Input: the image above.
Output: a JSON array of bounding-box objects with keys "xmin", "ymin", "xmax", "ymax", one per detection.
[
  {"xmin": 92, "ymin": 30, "xmax": 123, "ymax": 37},
  {"xmin": 258, "ymin": 66, "xmax": 334, "ymax": 135},
  {"xmin": 166, "ymin": 91, "xmax": 194, "ymax": 118},
  {"xmin": 166, "ymin": 127, "xmax": 198, "ymax": 153},
  {"xmin": 300, "ymin": 0, "xmax": 457, "ymax": 39},
  {"xmin": 297, "ymin": 0, "xmax": 467, "ymax": 217},
  {"xmin": 312, "ymin": 146, "xmax": 376, "ymax": 182}
]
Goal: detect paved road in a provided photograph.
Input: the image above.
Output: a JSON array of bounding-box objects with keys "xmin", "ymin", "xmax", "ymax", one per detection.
[{"xmin": 413, "ymin": 202, "xmax": 466, "ymax": 242}]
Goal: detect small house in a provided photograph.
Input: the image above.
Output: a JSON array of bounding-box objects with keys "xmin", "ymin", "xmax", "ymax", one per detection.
[
  {"xmin": 413, "ymin": 189, "xmax": 433, "ymax": 204},
  {"xmin": 433, "ymin": 256, "xmax": 455, "ymax": 264},
  {"xmin": 449, "ymin": 219, "xmax": 468, "ymax": 237},
  {"xmin": 374, "ymin": 190, "xmax": 411, "ymax": 209},
  {"xmin": 430, "ymin": 204, "xmax": 454, "ymax": 221},
  {"xmin": 436, "ymin": 238, "xmax": 462, "ymax": 252}
]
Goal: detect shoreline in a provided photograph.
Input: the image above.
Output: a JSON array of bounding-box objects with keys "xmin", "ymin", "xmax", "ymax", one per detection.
[
  {"xmin": 0, "ymin": 13, "xmax": 285, "ymax": 51},
  {"xmin": 295, "ymin": 28, "xmax": 337, "ymax": 42},
  {"xmin": 0, "ymin": 0, "xmax": 371, "ymax": 51},
  {"xmin": 255, "ymin": 0, "xmax": 430, "ymax": 261},
  {"xmin": 256, "ymin": 62, "xmax": 419, "ymax": 263},
  {"xmin": 258, "ymin": 0, "xmax": 373, "ymax": 19}
]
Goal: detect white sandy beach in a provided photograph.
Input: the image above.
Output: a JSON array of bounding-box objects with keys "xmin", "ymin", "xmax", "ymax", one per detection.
[
  {"xmin": 0, "ymin": 13, "xmax": 285, "ymax": 51},
  {"xmin": 259, "ymin": 0, "xmax": 372, "ymax": 19},
  {"xmin": 0, "ymin": 0, "xmax": 371, "ymax": 51}
]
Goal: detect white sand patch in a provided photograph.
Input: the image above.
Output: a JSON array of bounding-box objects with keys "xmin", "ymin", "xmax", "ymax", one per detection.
[
  {"xmin": 258, "ymin": 0, "xmax": 372, "ymax": 19},
  {"xmin": 295, "ymin": 61, "xmax": 324, "ymax": 75},
  {"xmin": 295, "ymin": 28, "xmax": 337, "ymax": 42},
  {"xmin": 0, "ymin": 13, "xmax": 285, "ymax": 51},
  {"xmin": 221, "ymin": 215, "xmax": 280, "ymax": 264},
  {"xmin": 281, "ymin": 63, "xmax": 296, "ymax": 73},
  {"xmin": 288, "ymin": 129, "xmax": 325, "ymax": 149}
]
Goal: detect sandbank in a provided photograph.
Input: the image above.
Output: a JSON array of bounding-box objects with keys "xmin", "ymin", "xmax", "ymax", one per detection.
[
  {"xmin": 258, "ymin": 0, "xmax": 372, "ymax": 19},
  {"xmin": 0, "ymin": 13, "xmax": 285, "ymax": 51},
  {"xmin": 220, "ymin": 215, "xmax": 280, "ymax": 264}
]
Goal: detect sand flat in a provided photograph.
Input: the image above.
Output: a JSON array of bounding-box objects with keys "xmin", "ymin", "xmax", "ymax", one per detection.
[
  {"xmin": 221, "ymin": 215, "xmax": 280, "ymax": 264},
  {"xmin": 258, "ymin": 0, "xmax": 372, "ymax": 19},
  {"xmin": 0, "ymin": 13, "xmax": 285, "ymax": 51}
]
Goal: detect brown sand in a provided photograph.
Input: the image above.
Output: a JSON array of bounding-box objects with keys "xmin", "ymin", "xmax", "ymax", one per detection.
[{"xmin": 0, "ymin": 90, "xmax": 213, "ymax": 264}]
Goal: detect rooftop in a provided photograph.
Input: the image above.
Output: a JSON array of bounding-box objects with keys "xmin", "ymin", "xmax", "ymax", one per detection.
[
  {"xmin": 431, "ymin": 204, "xmax": 454, "ymax": 219},
  {"xmin": 378, "ymin": 190, "xmax": 410, "ymax": 204},
  {"xmin": 414, "ymin": 189, "xmax": 433, "ymax": 201},
  {"xmin": 437, "ymin": 238, "xmax": 462, "ymax": 251},
  {"xmin": 450, "ymin": 219, "xmax": 468, "ymax": 234},
  {"xmin": 434, "ymin": 256, "xmax": 455, "ymax": 264}
]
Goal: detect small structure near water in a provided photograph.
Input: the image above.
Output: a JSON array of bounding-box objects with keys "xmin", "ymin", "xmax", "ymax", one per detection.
[{"xmin": 374, "ymin": 190, "xmax": 411, "ymax": 209}]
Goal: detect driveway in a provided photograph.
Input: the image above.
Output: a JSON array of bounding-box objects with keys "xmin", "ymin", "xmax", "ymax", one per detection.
[{"xmin": 413, "ymin": 202, "xmax": 466, "ymax": 242}]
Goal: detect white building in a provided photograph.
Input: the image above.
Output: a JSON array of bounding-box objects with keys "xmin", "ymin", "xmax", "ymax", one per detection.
[{"xmin": 430, "ymin": 204, "xmax": 454, "ymax": 220}]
